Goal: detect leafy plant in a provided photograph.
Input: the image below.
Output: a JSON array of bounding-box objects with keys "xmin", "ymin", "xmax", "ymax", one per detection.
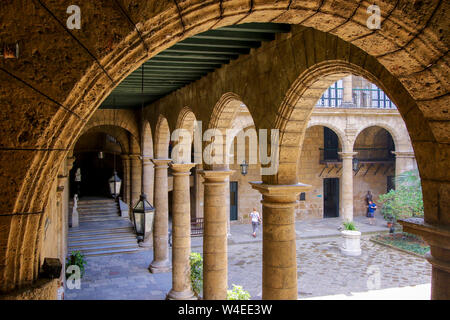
[
  {"xmin": 343, "ymin": 221, "xmax": 357, "ymax": 231},
  {"xmin": 227, "ymin": 284, "xmax": 251, "ymax": 300},
  {"xmin": 189, "ymin": 252, "xmax": 203, "ymax": 297},
  {"xmin": 379, "ymin": 170, "xmax": 423, "ymax": 223},
  {"xmin": 66, "ymin": 251, "xmax": 87, "ymax": 278}
]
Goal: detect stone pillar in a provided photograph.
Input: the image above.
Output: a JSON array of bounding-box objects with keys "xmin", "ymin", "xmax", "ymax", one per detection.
[
  {"xmin": 392, "ymin": 151, "xmax": 416, "ymax": 177},
  {"xmin": 250, "ymin": 182, "xmax": 311, "ymax": 300},
  {"xmin": 342, "ymin": 75, "xmax": 354, "ymax": 106},
  {"xmin": 121, "ymin": 154, "xmax": 131, "ymax": 205},
  {"xmin": 400, "ymin": 218, "xmax": 450, "ymax": 299},
  {"xmin": 130, "ymin": 154, "xmax": 142, "ymax": 207},
  {"xmin": 201, "ymin": 170, "xmax": 233, "ymax": 300},
  {"xmin": 339, "ymin": 152, "xmax": 357, "ymax": 222},
  {"xmin": 142, "ymin": 158, "xmax": 154, "ymax": 204},
  {"xmin": 167, "ymin": 163, "xmax": 196, "ymax": 300},
  {"xmin": 149, "ymin": 158, "xmax": 171, "ymax": 273}
]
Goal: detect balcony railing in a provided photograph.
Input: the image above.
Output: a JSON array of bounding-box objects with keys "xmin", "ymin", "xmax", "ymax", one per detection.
[
  {"xmin": 191, "ymin": 217, "xmax": 204, "ymax": 237},
  {"xmin": 316, "ymin": 88, "xmax": 397, "ymax": 109},
  {"xmin": 319, "ymin": 148, "xmax": 395, "ymax": 164}
]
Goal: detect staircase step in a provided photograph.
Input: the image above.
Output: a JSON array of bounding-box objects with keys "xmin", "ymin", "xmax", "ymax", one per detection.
[
  {"xmin": 68, "ymin": 234, "xmax": 137, "ymax": 243},
  {"xmin": 67, "ymin": 198, "xmax": 138, "ymax": 258},
  {"xmin": 82, "ymin": 248, "xmax": 141, "ymax": 257},
  {"xmin": 69, "ymin": 243, "xmax": 138, "ymax": 253},
  {"xmin": 69, "ymin": 238, "xmax": 137, "ymax": 248},
  {"xmin": 69, "ymin": 227, "xmax": 134, "ymax": 236}
]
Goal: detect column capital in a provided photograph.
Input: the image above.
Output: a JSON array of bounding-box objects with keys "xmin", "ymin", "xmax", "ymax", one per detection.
[
  {"xmin": 129, "ymin": 153, "xmax": 141, "ymax": 160},
  {"xmin": 151, "ymin": 158, "xmax": 172, "ymax": 168},
  {"xmin": 199, "ymin": 169, "xmax": 233, "ymax": 183},
  {"xmin": 391, "ymin": 151, "xmax": 415, "ymax": 159},
  {"xmin": 170, "ymin": 163, "xmax": 195, "ymax": 174},
  {"xmin": 338, "ymin": 151, "xmax": 358, "ymax": 159},
  {"xmin": 249, "ymin": 182, "xmax": 311, "ymax": 197}
]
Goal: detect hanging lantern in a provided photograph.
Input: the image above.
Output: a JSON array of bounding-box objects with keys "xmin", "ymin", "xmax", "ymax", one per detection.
[
  {"xmin": 352, "ymin": 157, "xmax": 359, "ymax": 172},
  {"xmin": 132, "ymin": 194, "xmax": 155, "ymax": 242},
  {"xmin": 240, "ymin": 160, "xmax": 249, "ymax": 176},
  {"xmin": 108, "ymin": 171, "xmax": 122, "ymax": 198}
]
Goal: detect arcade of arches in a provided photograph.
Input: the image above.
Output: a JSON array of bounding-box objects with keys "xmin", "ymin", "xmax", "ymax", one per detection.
[{"xmin": 0, "ymin": 1, "xmax": 448, "ymax": 300}]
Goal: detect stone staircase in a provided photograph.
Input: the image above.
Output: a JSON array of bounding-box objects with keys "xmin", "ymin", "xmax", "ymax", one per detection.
[{"xmin": 68, "ymin": 198, "xmax": 140, "ymax": 257}]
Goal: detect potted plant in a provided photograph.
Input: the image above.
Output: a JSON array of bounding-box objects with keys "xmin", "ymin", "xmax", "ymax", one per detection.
[{"xmin": 340, "ymin": 221, "xmax": 361, "ymax": 256}]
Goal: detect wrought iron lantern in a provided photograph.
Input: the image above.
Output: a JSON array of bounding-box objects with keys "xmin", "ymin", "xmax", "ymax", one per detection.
[
  {"xmin": 352, "ymin": 157, "xmax": 359, "ymax": 172},
  {"xmin": 132, "ymin": 194, "xmax": 155, "ymax": 242},
  {"xmin": 108, "ymin": 171, "xmax": 122, "ymax": 198},
  {"xmin": 240, "ymin": 160, "xmax": 249, "ymax": 176}
]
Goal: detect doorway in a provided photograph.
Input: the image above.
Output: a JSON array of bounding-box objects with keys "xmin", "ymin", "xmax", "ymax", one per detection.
[{"xmin": 323, "ymin": 178, "xmax": 339, "ymax": 218}]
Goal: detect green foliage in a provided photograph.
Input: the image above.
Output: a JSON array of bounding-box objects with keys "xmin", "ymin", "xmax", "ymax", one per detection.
[
  {"xmin": 227, "ymin": 284, "xmax": 251, "ymax": 300},
  {"xmin": 378, "ymin": 170, "xmax": 423, "ymax": 222},
  {"xmin": 343, "ymin": 221, "xmax": 357, "ymax": 231},
  {"xmin": 189, "ymin": 252, "xmax": 203, "ymax": 296},
  {"xmin": 66, "ymin": 251, "xmax": 87, "ymax": 278}
]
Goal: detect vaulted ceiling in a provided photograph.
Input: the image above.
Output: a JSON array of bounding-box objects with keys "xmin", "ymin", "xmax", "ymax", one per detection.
[{"xmin": 100, "ymin": 23, "xmax": 291, "ymax": 110}]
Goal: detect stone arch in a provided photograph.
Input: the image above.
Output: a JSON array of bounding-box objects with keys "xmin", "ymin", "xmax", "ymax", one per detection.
[
  {"xmin": 173, "ymin": 107, "xmax": 197, "ymax": 164},
  {"xmin": 353, "ymin": 121, "xmax": 412, "ymax": 154},
  {"xmin": 306, "ymin": 123, "xmax": 346, "ymax": 152},
  {"xmin": 205, "ymin": 92, "xmax": 254, "ymax": 169},
  {"xmin": 271, "ymin": 59, "xmax": 428, "ymax": 186},
  {"xmin": 1, "ymin": 0, "xmax": 448, "ymax": 294},
  {"xmin": 142, "ymin": 121, "xmax": 154, "ymax": 159},
  {"xmin": 141, "ymin": 121, "xmax": 154, "ymax": 202},
  {"xmin": 79, "ymin": 125, "xmax": 132, "ymax": 155},
  {"xmin": 154, "ymin": 115, "xmax": 171, "ymax": 159}
]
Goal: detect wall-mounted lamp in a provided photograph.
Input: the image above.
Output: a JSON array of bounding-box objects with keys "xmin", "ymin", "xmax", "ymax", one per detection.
[{"xmin": 240, "ymin": 160, "xmax": 249, "ymax": 176}]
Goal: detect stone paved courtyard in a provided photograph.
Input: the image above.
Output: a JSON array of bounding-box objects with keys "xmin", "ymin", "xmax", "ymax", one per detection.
[{"xmin": 65, "ymin": 224, "xmax": 431, "ymax": 300}]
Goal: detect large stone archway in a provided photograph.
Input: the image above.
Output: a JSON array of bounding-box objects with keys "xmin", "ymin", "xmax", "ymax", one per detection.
[{"xmin": 0, "ymin": 1, "xmax": 448, "ymax": 297}]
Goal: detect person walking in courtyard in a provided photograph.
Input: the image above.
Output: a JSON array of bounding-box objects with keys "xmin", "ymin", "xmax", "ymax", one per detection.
[
  {"xmin": 367, "ymin": 200, "xmax": 377, "ymax": 225},
  {"xmin": 365, "ymin": 191, "xmax": 373, "ymax": 217},
  {"xmin": 250, "ymin": 208, "xmax": 261, "ymax": 238}
]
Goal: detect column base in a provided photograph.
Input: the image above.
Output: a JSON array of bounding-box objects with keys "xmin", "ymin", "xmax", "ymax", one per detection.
[
  {"xmin": 166, "ymin": 289, "xmax": 197, "ymax": 300},
  {"xmin": 138, "ymin": 238, "xmax": 153, "ymax": 248},
  {"xmin": 148, "ymin": 260, "xmax": 171, "ymax": 273}
]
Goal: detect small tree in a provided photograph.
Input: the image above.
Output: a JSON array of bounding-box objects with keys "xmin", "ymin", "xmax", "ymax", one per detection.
[
  {"xmin": 227, "ymin": 284, "xmax": 251, "ymax": 300},
  {"xmin": 189, "ymin": 252, "xmax": 203, "ymax": 297},
  {"xmin": 378, "ymin": 170, "xmax": 423, "ymax": 222}
]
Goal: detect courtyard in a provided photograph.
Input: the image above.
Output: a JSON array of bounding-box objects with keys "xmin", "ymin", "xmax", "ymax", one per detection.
[{"xmin": 65, "ymin": 216, "xmax": 431, "ymax": 300}]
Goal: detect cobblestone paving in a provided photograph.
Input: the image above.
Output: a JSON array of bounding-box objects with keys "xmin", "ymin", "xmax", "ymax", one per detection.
[
  {"xmin": 216, "ymin": 235, "xmax": 431, "ymax": 300},
  {"xmin": 66, "ymin": 235, "xmax": 431, "ymax": 300}
]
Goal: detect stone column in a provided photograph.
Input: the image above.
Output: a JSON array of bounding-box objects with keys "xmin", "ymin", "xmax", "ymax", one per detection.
[
  {"xmin": 167, "ymin": 163, "xmax": 196, "ymax": 300},
  {"xmin": 342, "ymin": 75, "xmax": 354, "ymax": 107},
  {"xmin": 201, "ymin": 170, "xmax": 233, "ymax": 300},
  {"xmin": 121, "ymin": 154, "xmax": 131, "ymax": 205},
  {"xmin": 142, "ymin": 158, "xmax": 154, "ymax": 204},
  {"xmin": 400, "ymin": 218, "xmax": 450, "ymax": 299},
  {"xmin": 149, "ymin": 158, "xmax": 172, "ymax": 273},
  {"xmin": 339, "ymin": 152, "xmax": 357, "ymax": 222},
  {"xmin": 130, "ymin": 154, "xmax": 142, "ymax": 207},
  {"xmin": 392, "ymin": 151, "xmax": 416, "ymax": 177},
  {"xmin": 250, "ymin": 182, "xmax": 311, "ymax": 300}
]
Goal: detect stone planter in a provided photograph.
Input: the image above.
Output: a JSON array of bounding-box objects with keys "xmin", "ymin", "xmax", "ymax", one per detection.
[{"xmin": 340, "ymin": 230, "xmax": 361, "ymax": 256}]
